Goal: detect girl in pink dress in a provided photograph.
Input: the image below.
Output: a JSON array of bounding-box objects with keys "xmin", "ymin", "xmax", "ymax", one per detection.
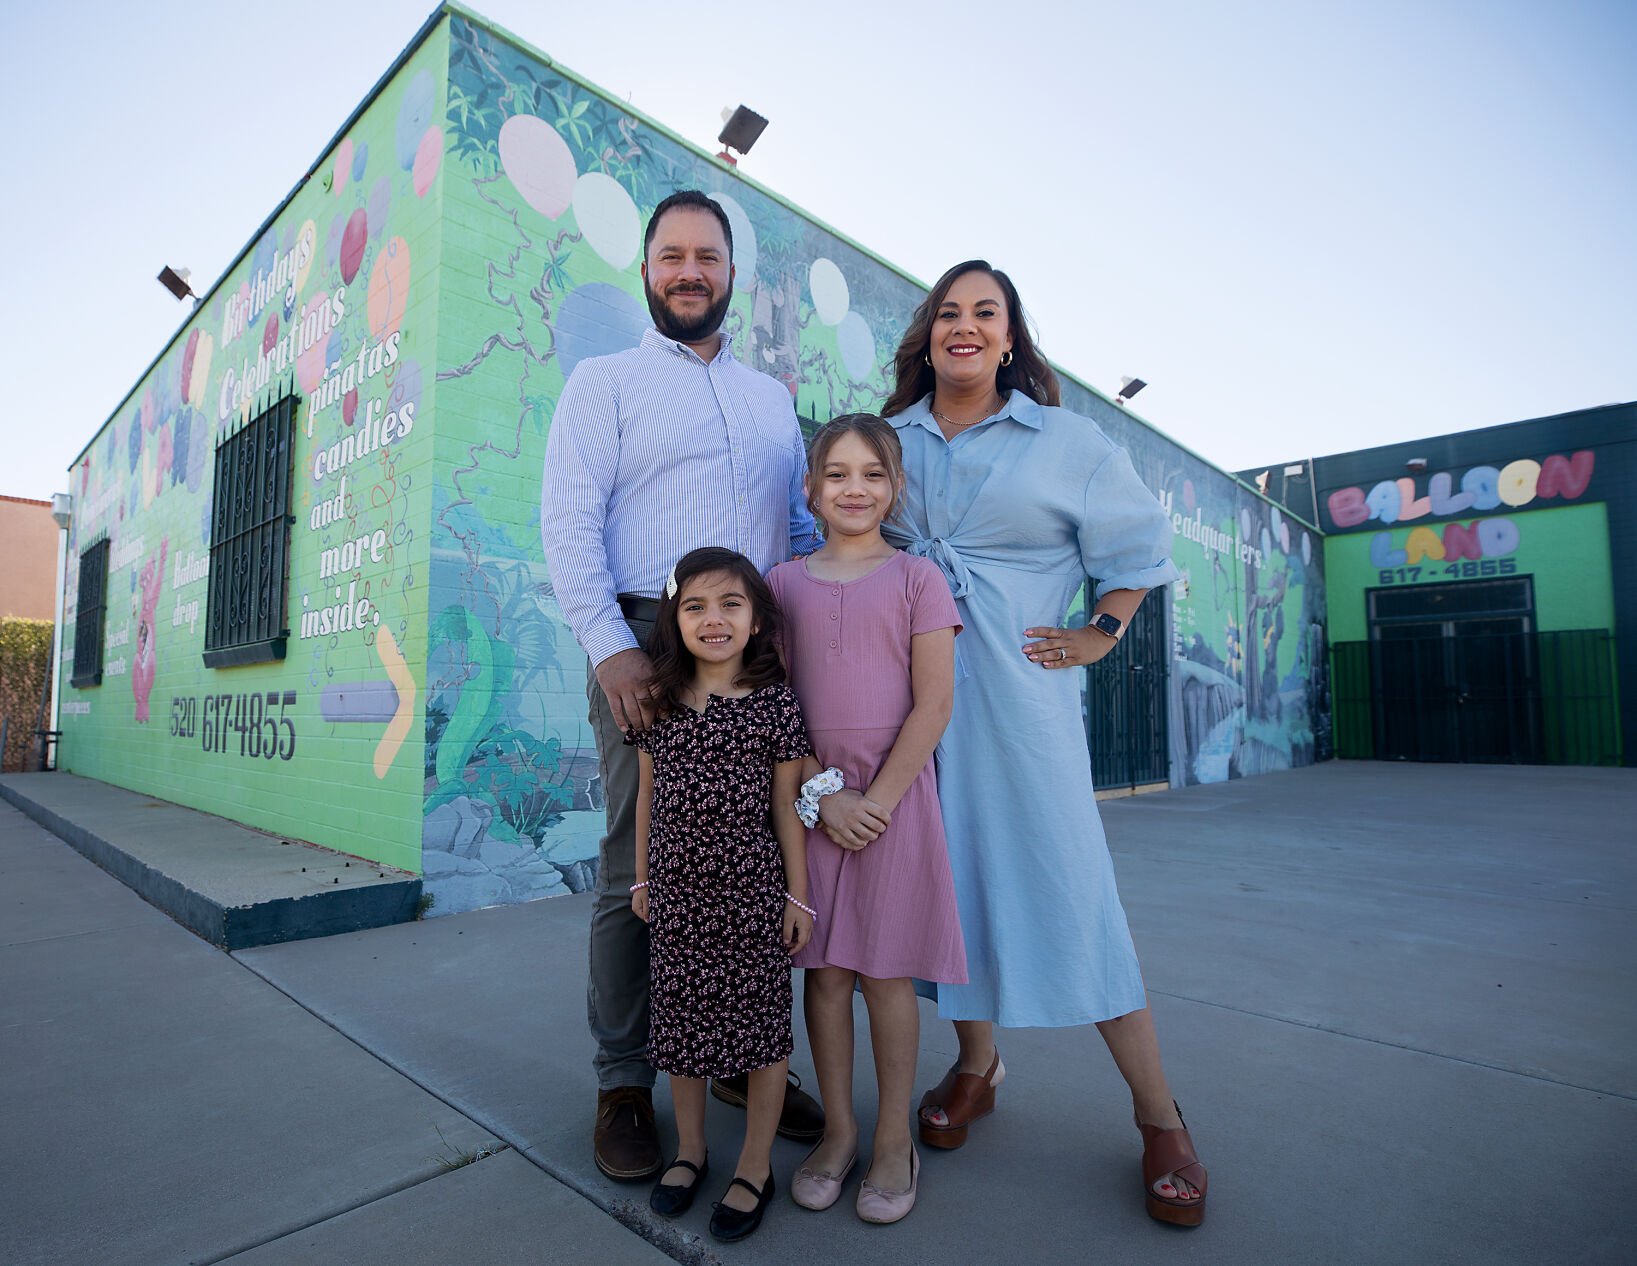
[{"xmin": 767, "ymin": 414, "xmax": 965, "ymax": 1225}]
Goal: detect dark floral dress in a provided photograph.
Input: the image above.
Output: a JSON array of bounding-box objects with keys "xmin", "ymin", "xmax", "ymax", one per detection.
[{"xmin": 631, "ymin": 684, "xmax": 812, "ymax": 1078}]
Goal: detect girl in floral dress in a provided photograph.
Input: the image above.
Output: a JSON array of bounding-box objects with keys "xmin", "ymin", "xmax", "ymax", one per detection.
[{"xmin": 629, "ymin": 546, "xmax": 814, "ymax": 1243}]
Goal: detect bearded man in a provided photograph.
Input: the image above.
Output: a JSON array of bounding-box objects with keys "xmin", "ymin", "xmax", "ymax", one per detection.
[{"xmin": 541, "ymin": 189, "xmax": 823, "ymax": 1180}]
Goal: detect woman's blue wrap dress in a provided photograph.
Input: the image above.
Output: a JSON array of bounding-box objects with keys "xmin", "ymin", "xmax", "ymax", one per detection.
[{"xmin": 885, "ymin": 392, "xmax": 1180, "ymax": 1027}]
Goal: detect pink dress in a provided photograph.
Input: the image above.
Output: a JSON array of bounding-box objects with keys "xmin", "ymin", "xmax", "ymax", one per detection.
[{"xmin": 769, "ymin": 552, "xmax": 968, "ymax": 983}]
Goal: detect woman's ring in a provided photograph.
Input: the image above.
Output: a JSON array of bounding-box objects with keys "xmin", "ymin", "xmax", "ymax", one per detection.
[{"xmin": 1057, "ymin": 647, "xmax": 1068, "ymax": 662}]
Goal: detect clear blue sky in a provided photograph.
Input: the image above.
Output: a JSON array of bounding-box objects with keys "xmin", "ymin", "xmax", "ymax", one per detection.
[{"xmin": 2, "ymin": 0, "xmax": 1631, "ymax": 502}]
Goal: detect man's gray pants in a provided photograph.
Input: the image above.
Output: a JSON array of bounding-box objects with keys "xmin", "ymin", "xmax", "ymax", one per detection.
[{"xmin": 585, "ymin": 616, "xmax": 656, "ymax": 1091}]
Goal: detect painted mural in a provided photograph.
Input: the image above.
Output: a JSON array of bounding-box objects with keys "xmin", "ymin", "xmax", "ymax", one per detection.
[
  {"xmin": 417, "ymin": 13, "xmax": 1327, "ymax": 913},
  {"xmin": 53, "ymin": 6, "xmax": 1327, "ymax": 919},
  {"xmin": 418, "ymin": 14, "xmax": 915, "ymax": 913},
  {"xmin": 55, "ymin": 29, "xmax": 449, "ymax": 872},
  {"xmin": 1087, "ymin": 405, "xmax": 1329, "ymax": 783},
  {"xmin": 1166, "ymin": 484, "xmax": 1328, "ymax": 782}
]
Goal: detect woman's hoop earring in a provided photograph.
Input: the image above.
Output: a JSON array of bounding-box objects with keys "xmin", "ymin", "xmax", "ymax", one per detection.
[
  {"xmin": 924, "ymin": 353, "xmax": 932, "ymax": 366},
  {"xmin": 1000, "ymin": 350, "xmax": 1013, "ymax": 367}
]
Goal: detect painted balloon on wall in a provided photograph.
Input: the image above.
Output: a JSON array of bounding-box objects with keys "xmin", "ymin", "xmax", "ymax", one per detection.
[
  {"xmin": 334, "ymin": 138, "xmax": 354, "ymax": 196},
  {"xmin": 126, "ymin": 410, "xmax": 141, "ymax": 473},
  {"xmin": 296, "ymin": 294, "xmax": 333, "ymax": 394},
  {"xmin": 369, "ymin": 176, "xmax": 393, "ymax": 241},
  {"xmin": 367, "ymin": 237, "xmax": 411, "ymax": 340},
  {"xmin": 809, "ymin": 258, "xmax": 849, "ymax": 326},
  {"xmin": 554, "ymin": 283, "xmax": 648, "ymax": 379},
  {"xmin": 341, "ymin": 209, "xmax": 369, "ymax": 284},
  {"xmin": 250, "ymin": 233, "xmax": 276, "ymax": 299},
  {"xmin": 412, "ymin": 127, "xmax": 443, "ymax": 197},
  {"xmin": 709, "ymin": 192, "xmax": 758, "ymax": 287},
  {"xmin": 170, "ymin": 411, "xmax": 190, "ymax": 489},
  {"xmin": 572, "ymin": 172, "xmax": 639, "ymax": 269},
  {"xmin": 396, "ymin": 70, "xmax": 437, "ymax": 170},
  {"xmin": 181, "ymin": 330, "xmax": 201, "ymax": 405},
  {"xmin": 497, "ymin": 114, "xmax": 576, "ymax": 220},
  {"xmin": 837, "ymin": 311, "xmax": 876, "ymax": 383},
  {"xmin": 154, "ymin": 425, "xmax": 174, "ymax": 501}
]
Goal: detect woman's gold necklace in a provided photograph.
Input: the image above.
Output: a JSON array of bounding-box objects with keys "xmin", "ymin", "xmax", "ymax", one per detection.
[{"xmin": 931, "ymin": 395, "xmax": 1004, "ymax": 430}]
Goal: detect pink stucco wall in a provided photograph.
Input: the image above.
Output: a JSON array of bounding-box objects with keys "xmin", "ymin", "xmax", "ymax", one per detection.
[{"xmin": 0, "ymin": 496, "xmax": 59, "ymax": 621}]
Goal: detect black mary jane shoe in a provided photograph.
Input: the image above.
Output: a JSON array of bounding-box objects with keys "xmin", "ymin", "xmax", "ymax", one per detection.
[
  {"xmin": 649, "ymin": 1155, "xmax": 709, "ymax": 1218},
  {"xmin": 708, "ymin": 1171, "xmax": 776, "ymax": 1242}
]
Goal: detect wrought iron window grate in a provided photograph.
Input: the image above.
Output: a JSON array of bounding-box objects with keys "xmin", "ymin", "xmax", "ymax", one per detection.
[
  {"xmin": 70, "ymin": 536, "xmax": 110, "ymax": 687},
  {"xmin": 204, "ymin": 390, "xmax": 297, "ymax": 668}
]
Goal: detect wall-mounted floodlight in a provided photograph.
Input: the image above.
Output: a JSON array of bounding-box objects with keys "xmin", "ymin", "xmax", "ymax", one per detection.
[
  {"xmin": 1405, "ymin": 457, "xmax": 1428, "ymax": 472},
  {"xmin": 51, "ymin": 492, "xmax": 73, "ymax": 530},
  {"xmin": 716, "ymin": 105, "xmax": 769, "ymax": 167},
  {"xmin": 1116, "ymin": 376, "xmax": 1147, "ymax": 405},
  {"xmin": 158, "ymin": 266, "xmax": 197, "ymax": 302}
]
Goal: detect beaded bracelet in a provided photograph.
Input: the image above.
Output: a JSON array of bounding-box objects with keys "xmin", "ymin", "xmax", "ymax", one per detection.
[
  {"xmin": 785, "ymin": 892, "xmax": 817, "ymax": 918},
  {"xmin": 629, "ymin": 880, "xmax": 649, "ymax": 892}
]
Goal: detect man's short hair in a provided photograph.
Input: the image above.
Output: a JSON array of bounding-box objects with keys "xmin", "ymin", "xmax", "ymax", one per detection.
[{"xmin": 643, "ymin": 190, "xmax": 734, "ymax": 261}]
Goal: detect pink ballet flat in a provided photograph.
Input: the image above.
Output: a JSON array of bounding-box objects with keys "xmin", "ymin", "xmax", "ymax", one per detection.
[
  {"xmin": 855, "ymin": 1147, "xmax": 918, "ymax": 1225},
  {"xmin": 791, "ymin": 1141, "xmax": 857, "ymax": 1211}
]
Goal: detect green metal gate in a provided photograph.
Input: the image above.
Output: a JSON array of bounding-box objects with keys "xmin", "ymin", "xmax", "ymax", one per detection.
[
  {"xmin": 1086, "ymin": 590, "xmax": 1170, "ymax": 790},
  {"xmin": 1332, "ymin": 629, "xmax": 1620, "ymax": 765}
]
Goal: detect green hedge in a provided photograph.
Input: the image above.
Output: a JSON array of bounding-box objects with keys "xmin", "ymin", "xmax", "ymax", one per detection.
[{"xmin": 1, "ymin": 617, "xmax": 53, "ymax": 772}]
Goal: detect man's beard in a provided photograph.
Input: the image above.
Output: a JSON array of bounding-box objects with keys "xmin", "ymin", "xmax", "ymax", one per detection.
[{"xmin": 645, "ymin": 277, "xmax": 733, "ymax": 344}]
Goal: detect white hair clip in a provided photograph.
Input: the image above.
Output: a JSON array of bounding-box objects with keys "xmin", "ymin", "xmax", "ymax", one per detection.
[{"xmin": 664, "ymin": 568, "xmax": 678, "ymax": 599}]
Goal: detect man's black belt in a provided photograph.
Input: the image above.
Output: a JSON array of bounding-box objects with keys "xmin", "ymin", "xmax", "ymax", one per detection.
[{"xmin": 617, "ymin": 593, "xmax": 661, "ymax": 623}]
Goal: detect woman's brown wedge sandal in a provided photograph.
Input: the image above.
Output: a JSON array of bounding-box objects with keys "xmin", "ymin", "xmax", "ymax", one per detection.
[
  {"xmin": 916, "ymin": 1049, "xmax": 1002, "ymax": 1150},
  {"xmin": 1138, "ymin": 1102, "xmax": 1207, "ymax": 1227}
]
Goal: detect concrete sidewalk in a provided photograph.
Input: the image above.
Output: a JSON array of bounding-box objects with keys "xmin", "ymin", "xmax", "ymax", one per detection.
[
  {"xmin": 4, "ymin": 761, "xmax": 1633, "ymax": 1264},
  {"xmin": 0, "ymin": 799, "xmax": 665, "ymax": 1266},
  {"xmin": 0, "ymin": 773, "xmax": 419, "ymax": 948}
]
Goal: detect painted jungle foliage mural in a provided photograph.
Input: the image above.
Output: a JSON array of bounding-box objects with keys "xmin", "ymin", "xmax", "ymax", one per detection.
[{"xmin": 417, "ymin": 10, "xmax": 1325, "ymax": 913}]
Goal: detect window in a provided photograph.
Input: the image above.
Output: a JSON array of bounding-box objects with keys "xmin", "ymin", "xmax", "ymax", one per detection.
[
  {"xmin": 203, "ymin": 391, "xmax": 297, "ymax": 668},
  {"xmin": 70, "ymin": 537, "xmax": 110, "ymax": 687},
  {"xmin": 1369, "ymin": 576, "xmax": 1533, "ymax": 624}
]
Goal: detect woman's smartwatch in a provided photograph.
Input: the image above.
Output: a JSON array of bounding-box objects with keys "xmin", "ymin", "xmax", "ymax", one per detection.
[{"xmin": 1090, "ymin": 612, "xmax": 1125, "ymax": 640}]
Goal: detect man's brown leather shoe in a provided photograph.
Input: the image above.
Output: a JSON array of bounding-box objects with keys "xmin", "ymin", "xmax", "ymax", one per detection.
[
  {"xmin": 710, "ymin": 1071, "xmax": 825, "ymax": 1141},
  {"xmin": 594, "ymin": 1086, "xmax": 662, "ymax": 1180}
]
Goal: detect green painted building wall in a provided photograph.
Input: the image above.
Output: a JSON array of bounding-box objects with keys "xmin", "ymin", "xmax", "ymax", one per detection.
[
  {"xmin": 1324, "ymin": 502, "xmax": 1615, "ymax": 641},
  {"xmin": 1309, "ymin": 412, "xmax": 1628, "ymax": 767},
  {"xmin": 57, "ymin": 24, "xmax": 452, "ymax": 873}
]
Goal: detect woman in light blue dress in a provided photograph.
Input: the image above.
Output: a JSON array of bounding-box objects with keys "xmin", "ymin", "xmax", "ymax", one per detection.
[{"xmin": 875, "ymin": 260, "xmax": 1208, "ymax": 1226}]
